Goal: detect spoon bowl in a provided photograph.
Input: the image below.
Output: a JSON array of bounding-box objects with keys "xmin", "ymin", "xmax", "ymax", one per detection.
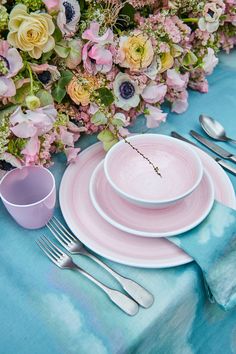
[{"xmin": 199, "ymin": 114, "xmax": 236, "ymax": 144}]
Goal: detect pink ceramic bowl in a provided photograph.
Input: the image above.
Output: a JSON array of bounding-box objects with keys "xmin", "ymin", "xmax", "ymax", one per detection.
[{"xmin": 104, "ymin": 134, "xmax": 203, "ymax": 209}]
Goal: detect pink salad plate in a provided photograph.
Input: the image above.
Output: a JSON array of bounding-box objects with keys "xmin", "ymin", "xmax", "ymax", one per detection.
[
  {"xmin": 89, "ymin": 160, "xmax": 214, "ymax": 238},
  {"xmin": 59, "ymin": 142, "xmax": 236, "ymax": 268}
]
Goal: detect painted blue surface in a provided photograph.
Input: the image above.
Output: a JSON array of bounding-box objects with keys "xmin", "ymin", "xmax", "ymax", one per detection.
[{"xmin": 0, "ymin": 51, "xmax": 236, "ymax": 354}]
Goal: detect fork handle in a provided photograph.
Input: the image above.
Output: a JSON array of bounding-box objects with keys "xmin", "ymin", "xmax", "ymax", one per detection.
[
  {"xmin": 73, "ymin": 265, "xmax": 139, "ymax": 316},
  {"xmin": 83, "ymin": 251, "xmax": 154, "ymax": 308}
]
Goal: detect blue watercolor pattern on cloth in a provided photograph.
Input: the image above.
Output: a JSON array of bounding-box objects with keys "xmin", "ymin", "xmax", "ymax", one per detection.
[
  {"xmin": 169, "ymin": 201, "xmax": 236, "ymax": 311},
  {"xmin": 0, "ymin": 51, "xmax": 236, "ymax": 354}
]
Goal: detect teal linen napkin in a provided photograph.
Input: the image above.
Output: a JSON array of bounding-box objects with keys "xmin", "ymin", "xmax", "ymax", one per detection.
[{"xmin": 168, "ymin": 201, "xmax": 236, "ymax": 311}]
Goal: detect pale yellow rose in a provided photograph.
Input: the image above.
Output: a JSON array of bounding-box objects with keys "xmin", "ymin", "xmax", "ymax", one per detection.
[
  {"xmin": 67, "ymin": 76, "xmax": 98, "ymax": 106},
  {"xmin": 7, "ymin": 4, "xmax": 55, "ymax": 59},
  {"xmin": 119, "ymin": 32, "xmax": 154, "ymax": 71},
  {"xmin": 159, "ymin": 52, "xmax": 174, "ymax": 73}
]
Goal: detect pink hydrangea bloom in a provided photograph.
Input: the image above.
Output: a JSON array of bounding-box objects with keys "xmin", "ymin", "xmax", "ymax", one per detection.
[{"xmin": 65, "ymin": 147, "xmax": 81, "ymax": 163}]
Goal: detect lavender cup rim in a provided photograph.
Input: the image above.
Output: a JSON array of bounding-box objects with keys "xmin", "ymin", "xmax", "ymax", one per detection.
[{"xmin": 0, "ymin": 165, "xmax": 56, "ymax": 208}]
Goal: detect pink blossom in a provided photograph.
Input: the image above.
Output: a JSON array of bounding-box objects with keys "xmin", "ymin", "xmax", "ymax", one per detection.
[
  {"xmin": 166, "ymin": 69, "xmax": 189, "ymax": 90},
  {"xmin": 22, "ymin": 136, "xmax": 40, "ymax": 165},
  {"xmin": 65, "ymin": 147, "xmax": 81, "ymax": 163},
  {"xmin": 82, "ymin": 22, "xmax": 114, "ymax": 74},
  {"xmin": 82, "ymin": 22, "xmax": 113, "ymax": 44},
  {"xmin": 202, "ymin": 48, "xmax": 219, "ymax": 75},
  {"xmin": 10, "ymin": 105, "xmax": 57, "ymax": 139},
  {"xmin": 60, "ymin": 128, "xmax": 75, "ymax": 147},
  {"xmin": 171, "ymin": 90, "xmax": 189, "ymax": 113},
  {"xmin": 43, "ymin": 0, "xmax": 59, "ymax": 12},
  {"xmin": 141, "ymin": 82, "xmax": 167, "ymax": 104},
  {"xmin": 0, "ymin": 40, "xmax": 23, "ymax": 98},
  {"xmin": 145, "ymin": 104, "xmax": 167, "ymax": 128}
]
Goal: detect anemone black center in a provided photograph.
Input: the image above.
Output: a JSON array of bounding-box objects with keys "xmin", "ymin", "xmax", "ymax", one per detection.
[
  {"xmin": 207, "ymin": 9, "xmax": 215, "ymax": 18},
  {"xmin": 37, "ymin": 71, "xmax": 52, "ymax": 85},
  {"xmin": 63, "ymin": 1, "xmax": 75, "ymax": 23},
  {"xmin": 119, "ymin": 81, "xmax": 135, "ymax": 100}
]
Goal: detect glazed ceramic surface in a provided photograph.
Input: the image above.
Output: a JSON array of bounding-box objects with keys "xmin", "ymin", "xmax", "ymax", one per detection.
[
  {"xmin": 104, "ymin": 134, "xmax": 203, "ymax": 208},
  {"xmin": 59, "ymin": 142, "xmax": 235, "ymax": 268},
  {"xmin": 90, "ymin": 160, "xmax": 214, "ymax": 237},
  {"xmin": 0, "ymin": 166, "xmax": 56, "ymax": 229}
]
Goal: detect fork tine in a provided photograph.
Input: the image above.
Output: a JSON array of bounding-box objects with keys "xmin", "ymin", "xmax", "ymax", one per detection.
[
  {"xmin": 52, "ymin": 216, "xmax": 77, "ymax": 241},
  {"xmin": 47, "ymin": 222, "xmax": 69, "ymax": 246},
  {"xmin": 39, "ymin": 236, "xmax": 61, "ymax": 259},
  {"xmin": 42, "ymin": 235, "xmax": 64, "ymax": 258},
  {"xmin": 36, "ymin": 239, "xmax": 58, "ymax": 264}
]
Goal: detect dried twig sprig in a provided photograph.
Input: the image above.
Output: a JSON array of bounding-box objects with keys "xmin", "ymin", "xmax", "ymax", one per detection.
[{"xmin": 116, "ymin": 130, "xmax": 162, "ymax": 178}]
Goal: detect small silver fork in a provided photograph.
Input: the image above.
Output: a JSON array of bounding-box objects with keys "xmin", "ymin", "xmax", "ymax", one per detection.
[
  {"xmin": 47, "ymin": 217, "xmax": 154, "ymax": 308},
  {"xmin": 36, "ymin": 236, "xmax": 139, "ymax": 316}
]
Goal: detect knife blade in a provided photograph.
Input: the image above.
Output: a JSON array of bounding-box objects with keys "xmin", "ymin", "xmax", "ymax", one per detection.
[
  {"xmin": 171, "ymin": 132, "xmax": 236, "ymax": 176},
  {"xmin": 190, "ymin": 130, "xmax": 236, "ymax": 163}
]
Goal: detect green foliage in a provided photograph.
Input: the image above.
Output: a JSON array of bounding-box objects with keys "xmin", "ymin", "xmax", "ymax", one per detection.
[
  {"xmin": 36, "ymin": 90, "xmax": 54, "ymax": 106},
  {"xmin": 8, "ymin": 138, "xmax": 27, "ymax": 158},
  {"xmin": 97, "ymin": 129, "xmax": 118, "ymax": 151},
  {"xmin": 95, "ymin": 88, "xmax": 114, "ymax": 107},
  {"xmin": 13, "ymin": 83, "xmax": 31, "ymax": 104},
  {"xmin": 52, "ymin": 70, "xmax": 73, "ymax": 103},
  {"xmin": 91, "ymin": 111, "xmax": 107, "ymax": 126}
]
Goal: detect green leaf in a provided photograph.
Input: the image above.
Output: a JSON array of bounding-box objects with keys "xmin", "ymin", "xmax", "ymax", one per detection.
[
  {"xmin": 41, "ymin": 50, "xmax": 53, "ymax": 63},
  {"xmin": 91, "ymin": 111, "xmax": 107, "ymax": 126},
  {"xmin": 54, "ymin": 44, "xmax": 70, "ymax": 58},
  {"xmin": 183, "ymin": 51, "xmax": 198, "ymax": 66},
  {"xmin": 58, "ymin": 70, "xmax": 73, "ymax": 88},
  {"xmin": 118, "ymin": 3, "xmax": 135, "ymax": 27},
  {"xmin": 0, "ymin": 105, "xmax": 18, "ymax": 120},
  {"xmin": 95, "ymin": 87, "xmax": 114, "ymax": 107},
  {"xmin": 79, "ymin": 0, "xmax": 85, "ymax": 11},
  {"xmin": 97, "ymin": 129, "xmax": 118, "ymax": 151},
  {"xmin": 13, "ymin": 83, "xmax": 31, "ymax": 104},
  {"xmin": 36, "ymin": 90, "xmax": 54, "ymax": 106},
  {"xmin": 52, "ymin": 85, "xmax": 67, "ymax": 103},
  {"xmin": 53, "ymin": 27, "xmax": 63, "ymax": 43},
  {"xmin": 111, "ymin": 118, "xmax": 124, "ymax": 127}
]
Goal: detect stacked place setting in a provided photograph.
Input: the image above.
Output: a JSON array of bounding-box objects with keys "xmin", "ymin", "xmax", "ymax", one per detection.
[{"xmin": 59, "ymin": 133, "xmax": 235, "ymax": 269}]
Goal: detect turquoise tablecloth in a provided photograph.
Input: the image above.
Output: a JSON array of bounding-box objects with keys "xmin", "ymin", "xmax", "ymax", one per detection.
[{"xmin": 0, "ymin": 51, "xmax": 236, "ymax": 354}]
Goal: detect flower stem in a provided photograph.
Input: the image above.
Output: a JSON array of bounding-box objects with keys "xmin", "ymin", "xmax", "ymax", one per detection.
[
  {"xmin": 182, "ymin": 18, "xmax": 199, "ymax": 23},
  {"xmin": 26, "ymin": 62, "xmax": 34, "ymax": 95},
  {"xmin": 116, "ymin": 130, "xmax": 162, "ymax": 178}
]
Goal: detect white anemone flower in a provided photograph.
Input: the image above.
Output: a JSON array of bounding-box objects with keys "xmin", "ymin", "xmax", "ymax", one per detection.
[
  {"xmin": 113, "ymin": 73, "xmax": 140, "ymax": 111},
  {"xmin": 57, "ymin": 0, "xmax": 81, "ymax": 36}
]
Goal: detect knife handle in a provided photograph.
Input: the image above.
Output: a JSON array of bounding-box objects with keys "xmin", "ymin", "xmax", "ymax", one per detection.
[
  {"xmin": 217, "ymin": 160, "xmax": 236, "ymax": 176},
  {"xmin": 229, "ymin": 155, "xmax": 236, "ymax": 164}
]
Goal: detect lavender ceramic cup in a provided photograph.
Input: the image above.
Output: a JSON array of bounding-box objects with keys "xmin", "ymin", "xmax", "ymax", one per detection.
[{"xmin": 0, "ymin": 166, "xmax": 56, "ymax": 229}]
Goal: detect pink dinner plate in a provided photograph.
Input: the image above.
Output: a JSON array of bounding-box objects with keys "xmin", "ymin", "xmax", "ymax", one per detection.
[
  {"xmin": 59, "ymin": 142, "xmax": 236, "ymax": 268},
  {"xmin": 89, "ymin": 160, "xmax": 214, "ymax": 237}
]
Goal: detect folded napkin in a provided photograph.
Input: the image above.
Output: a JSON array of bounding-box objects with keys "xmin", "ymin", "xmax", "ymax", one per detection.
[{"xmin": 168, "ymin": 201, "xmax": 236, "ymax": 311}]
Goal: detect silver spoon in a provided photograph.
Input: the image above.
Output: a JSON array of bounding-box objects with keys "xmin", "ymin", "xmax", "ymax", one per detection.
[{"xmin": 199, "ymin": 114, "xmax": 236, "ymax": 144}]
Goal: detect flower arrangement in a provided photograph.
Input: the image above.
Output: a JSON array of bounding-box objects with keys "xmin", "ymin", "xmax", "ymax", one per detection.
[{"xmin": 0, "ymin": 0, "xmax": 235, "ymax": 170}]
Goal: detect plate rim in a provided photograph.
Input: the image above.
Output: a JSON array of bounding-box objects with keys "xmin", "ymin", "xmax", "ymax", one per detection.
[
  {"xmin": 89, "ymin": 159, "xmax": 215, "ymax": 238},
  {"xmin": 59, "ymin": 141, "xmax": 235, "ymax": 268}
]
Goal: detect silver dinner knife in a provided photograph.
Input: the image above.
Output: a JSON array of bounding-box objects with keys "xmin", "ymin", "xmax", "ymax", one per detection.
[
  {"xmin": 171, "ymin": 132, "xmax": 236, "ymax": 176},
  {"xmin": 190, "ymin": 130, "xmax": 236, "ymax": 163}
]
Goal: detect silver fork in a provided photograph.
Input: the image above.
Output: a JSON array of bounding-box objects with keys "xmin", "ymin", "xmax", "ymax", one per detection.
[
  {"xmin": 47, "ymin": 217, "xmax": 154, "ymax": 308},
  {"xmin": 36, "ymin": 236, "xmax": 139, "ymax": 316}
]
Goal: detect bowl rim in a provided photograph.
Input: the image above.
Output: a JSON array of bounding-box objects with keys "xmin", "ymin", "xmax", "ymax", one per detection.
[
  {"xmin": 103, "ymin": 133, "xmax": 203, "ymax": 205},
  {"xmin": 0, "ymin": 165, "xmax": 56, "ymax": 208}
]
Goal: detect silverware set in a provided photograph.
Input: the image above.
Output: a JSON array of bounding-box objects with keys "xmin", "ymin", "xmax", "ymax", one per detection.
[
  {"xmin": 172, "ymin": 114, "xmax": 236, "ymax": 176},
  {"xmin": 36, "ymin": 216, "xmax": 154, "ymax": 316}
]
